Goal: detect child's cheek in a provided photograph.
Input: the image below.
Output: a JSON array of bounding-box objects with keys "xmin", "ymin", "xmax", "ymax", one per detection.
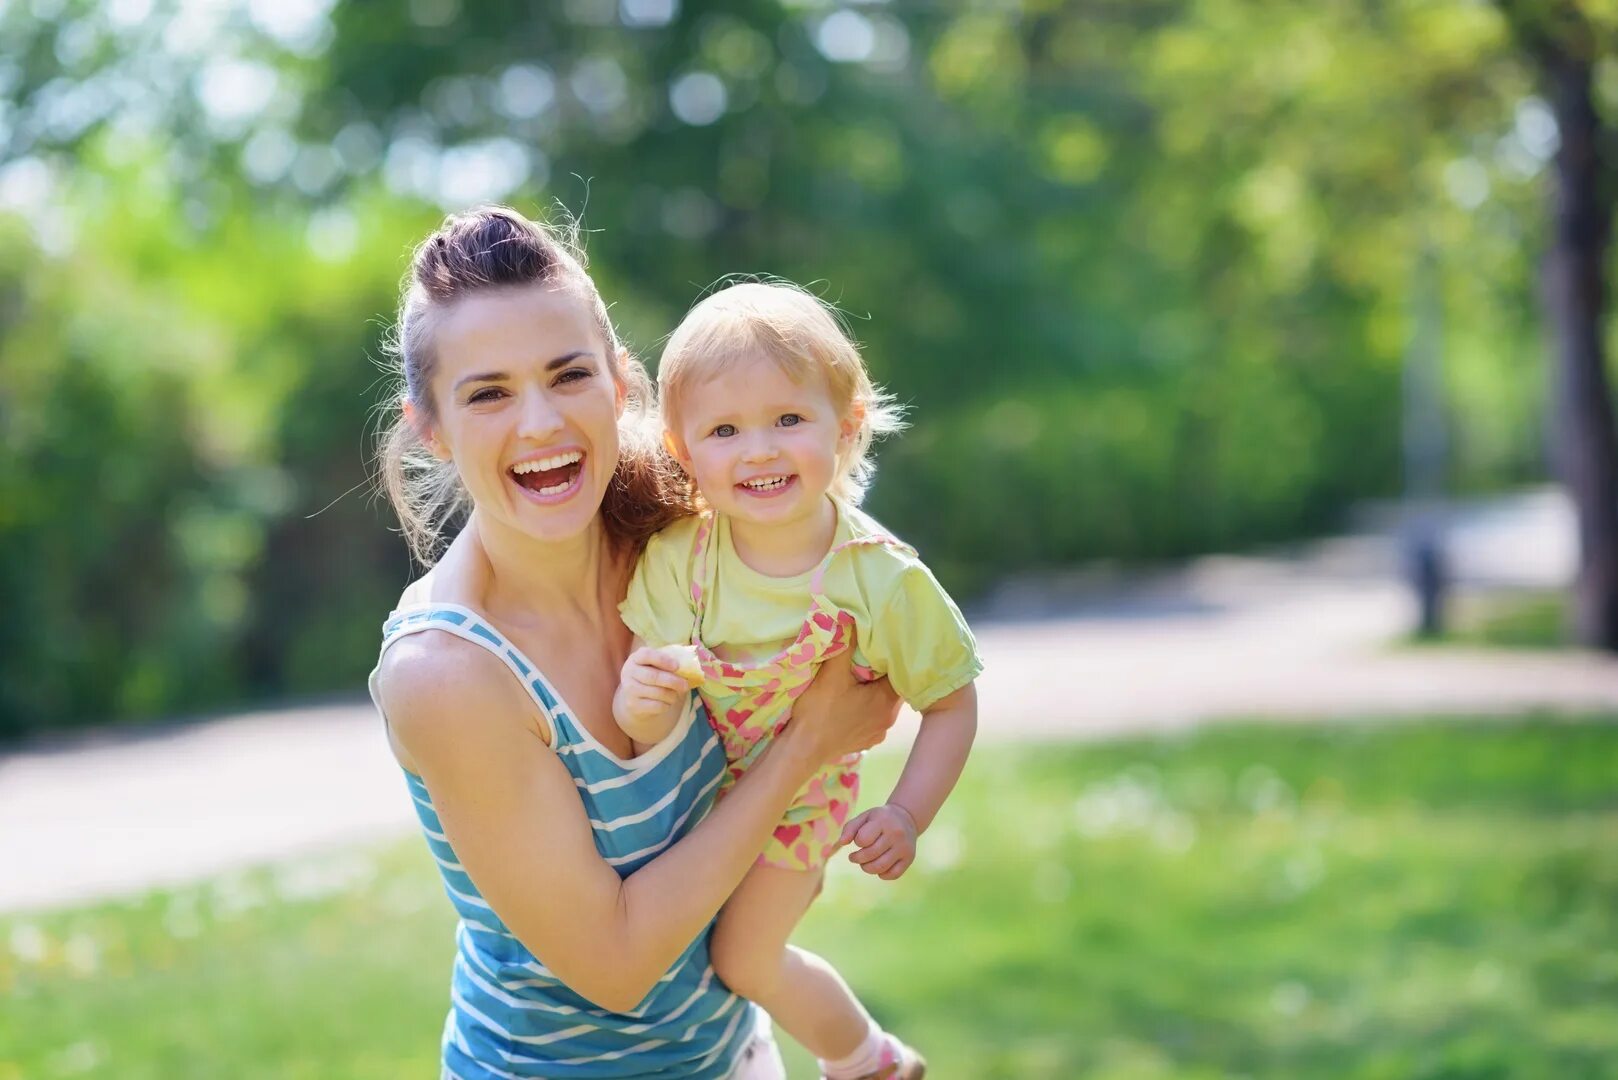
[{"xmin": 694, "ymin": 454, "xmax": 735, "ymax": 499}]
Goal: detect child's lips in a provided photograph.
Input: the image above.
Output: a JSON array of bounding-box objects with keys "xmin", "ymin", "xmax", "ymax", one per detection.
[{"xmin": 735, "ymin": 474, "xmax": 796, "ymax": 498}]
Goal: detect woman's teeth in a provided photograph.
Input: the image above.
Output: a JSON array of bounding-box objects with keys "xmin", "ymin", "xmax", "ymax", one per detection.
[
  {"xmin": 511, "ymin": 450, "xmax": 583, "ymax": 475},
  {"xmin": 510, "ymin": 450, "xmax": 584, "ymax": 496},
  {"xmin": 741, "ymin": 476, "xmax": 790, "ymax": 491}
]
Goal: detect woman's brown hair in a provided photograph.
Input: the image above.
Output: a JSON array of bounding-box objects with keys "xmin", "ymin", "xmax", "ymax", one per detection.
[{"xmin": 378, "ymin": 206, "xmax": 692, "ymax": 564}]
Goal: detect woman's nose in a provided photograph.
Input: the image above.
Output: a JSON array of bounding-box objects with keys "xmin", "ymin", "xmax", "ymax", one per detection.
[{"xmin": 517, "ymin": 391, "xmax": 564, "ymax": 440}]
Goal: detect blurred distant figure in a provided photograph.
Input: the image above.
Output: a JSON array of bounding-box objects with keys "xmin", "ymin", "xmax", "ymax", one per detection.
[{"xmin": 1403, "ymin": 248, "xmax": 1449, "ymax": 638}]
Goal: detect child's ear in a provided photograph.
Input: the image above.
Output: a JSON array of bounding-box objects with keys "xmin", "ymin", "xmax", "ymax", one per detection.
[
  {"xmin": 403, "ymin": 399, "xmax": 452, "ymax": 462},
  {"xmin": 839, "ymin": 400, "xmax": 867, "ymax": 446},
  {"xmin": 663, "ymin": 429, "xmax": 693, "ymax": 471}
]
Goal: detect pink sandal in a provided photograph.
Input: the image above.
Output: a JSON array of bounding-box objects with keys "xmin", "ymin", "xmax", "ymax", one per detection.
[{"xmin": 834, "ymin": 1040, "xmax": 926, "ymax": 1080}]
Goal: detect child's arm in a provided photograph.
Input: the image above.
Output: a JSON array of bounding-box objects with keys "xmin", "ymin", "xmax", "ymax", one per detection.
[
  {"xmin": 613, "ymin": 639, "xmax": 704, "ymax": 745},
  {"xmin": 840, "ymin": 680, "xmax": 977, "ymax": 880}
]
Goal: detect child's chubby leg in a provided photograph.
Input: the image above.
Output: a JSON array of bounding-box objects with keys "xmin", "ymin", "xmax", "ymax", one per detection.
[{"xmin": 709, "ymin": 862, "xmax": 871, "ymax": 1061}]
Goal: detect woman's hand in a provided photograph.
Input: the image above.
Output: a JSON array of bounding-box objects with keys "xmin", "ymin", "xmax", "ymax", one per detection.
[{"xmin": 786, "ymin": 643, "xmax": 901, "ymax": 764}]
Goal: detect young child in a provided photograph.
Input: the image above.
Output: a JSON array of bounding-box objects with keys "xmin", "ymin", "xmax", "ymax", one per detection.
[{"xmin": 614, "ymin": 282, "xmax": 981, "ymax": 1080}]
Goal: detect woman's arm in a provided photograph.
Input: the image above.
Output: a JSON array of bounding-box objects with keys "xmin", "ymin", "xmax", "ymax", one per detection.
[{"xmin": 379, "ymin": 637, "xmax": 896, "ymax": 1013}]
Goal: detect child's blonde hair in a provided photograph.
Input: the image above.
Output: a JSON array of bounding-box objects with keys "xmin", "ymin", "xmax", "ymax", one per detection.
[{"xmin": 658, "ymin": 280, "xmax": 906, "ymax": 505}]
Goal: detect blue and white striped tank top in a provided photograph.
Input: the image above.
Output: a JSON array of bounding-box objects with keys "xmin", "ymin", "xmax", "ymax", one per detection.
[{"xmin": 370, "ymin": 603, "xmax": 757, "ymax": 1080}]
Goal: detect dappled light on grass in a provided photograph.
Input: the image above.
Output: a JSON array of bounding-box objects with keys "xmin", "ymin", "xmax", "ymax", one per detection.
[
  {"xmin": 0, "ymin": 847, "xmax": 451, "ymax": 1080},
  {"xmin": 789, "ymin": 719, "xmax": 1618, "ymax": 1078},
  {"xmin": 3, "ymin": 719, "xmax": 1617, "ymax": 1078}
]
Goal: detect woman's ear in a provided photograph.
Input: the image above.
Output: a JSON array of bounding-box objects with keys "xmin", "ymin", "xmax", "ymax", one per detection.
[
  {"xmin": 403, "ymin": 399, "xmax": 452, "ymax": 462},
  {"xmin": 614, "ymin": 349, "xmax": 632, "ymax": 418}
]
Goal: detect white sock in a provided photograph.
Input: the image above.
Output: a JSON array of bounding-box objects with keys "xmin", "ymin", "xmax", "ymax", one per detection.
[{"xmin": 819, "ymin": 1023, "xmax": 892, "ymax": 1079}]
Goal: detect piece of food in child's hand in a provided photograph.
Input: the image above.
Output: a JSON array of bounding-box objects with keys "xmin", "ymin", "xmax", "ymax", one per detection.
[{"xmin": 665, "ymin": 644, "xmax": 704, "ymax": 686}]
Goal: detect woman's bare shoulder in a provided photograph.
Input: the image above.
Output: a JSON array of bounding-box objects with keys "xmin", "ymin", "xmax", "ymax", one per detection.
[
  {"xmin": 376, "ymin": 630, "xmax": 548, "ymax": 773},
  {"xmin": 376, "ymin": 628, "xmax": 491, "ymax": 700}
]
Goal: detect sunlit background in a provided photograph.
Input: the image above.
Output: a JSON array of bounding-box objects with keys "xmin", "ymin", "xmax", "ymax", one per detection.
[{"xmin": 2, "ymin": 1, "xmax": 1617, "ymax": 1077}]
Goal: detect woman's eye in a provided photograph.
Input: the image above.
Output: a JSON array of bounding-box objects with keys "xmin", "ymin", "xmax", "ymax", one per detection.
[
  {"xmin": 556, "ymin": 368, "xmax": 592, "ymax": 385},
  {"xmin": 468, "ymin": 387, "xmax": 505, "ymax": 403},
  {"xmin": 779, "ymin": 414, "xmax": 803, "ymax": 427},
  {"xmin": 712, "ymin": 424, "xmax": 737, "ymax": 438}
]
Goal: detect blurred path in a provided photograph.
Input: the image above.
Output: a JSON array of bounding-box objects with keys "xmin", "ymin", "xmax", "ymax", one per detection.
[
  {"xmin": 963, "ymin": 487, "xmax": 1616, "ymax": 739},
  {"xmin": 4, "ymin": 488, "xmax": 1615, "ymax": 913}
]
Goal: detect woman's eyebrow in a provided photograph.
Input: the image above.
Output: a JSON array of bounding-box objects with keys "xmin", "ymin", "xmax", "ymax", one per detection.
[
  {"xmin": 453, "ymin": 370, "xmax": 507, "ymax": 391},
  {"xmin": 452, "ymin": 352, "xmax": 595, "ymax": 391},
  {"xmin": 545, "ymin": 350, "xmax": 595, "ymax": 370}
]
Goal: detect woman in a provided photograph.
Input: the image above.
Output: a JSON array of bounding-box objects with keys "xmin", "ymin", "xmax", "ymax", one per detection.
[{"xmin": 369, "ymin": 206, "xmax": 899, "ymax": 1080}]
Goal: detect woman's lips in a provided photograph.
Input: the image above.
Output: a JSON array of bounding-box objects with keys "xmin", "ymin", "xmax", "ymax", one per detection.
[{"xmin": 509, "ymin": 456, "xmax": 586, "ymax": 503}]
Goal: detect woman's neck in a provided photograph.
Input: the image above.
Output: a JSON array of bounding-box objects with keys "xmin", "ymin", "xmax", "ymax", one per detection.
[
  {"xmin": 469, "ymin": 511, "xmax": 629, "ymax": 629},
  {"xmin": 726, "ymin": 495, "xmax": 839, "ymax": 578}
]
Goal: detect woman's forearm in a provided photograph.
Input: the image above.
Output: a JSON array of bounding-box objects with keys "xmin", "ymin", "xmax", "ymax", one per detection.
[
  {"xmin": 584, "ymin": 654, "xmax": 895, "ymax": 1007},
  {"xmin": 607, "ymin": 725, "xmax": 822, "ymax": 993},
  {"xmin": 431, "ymin": 726, "xmax": 820, "ymax": 1015}
]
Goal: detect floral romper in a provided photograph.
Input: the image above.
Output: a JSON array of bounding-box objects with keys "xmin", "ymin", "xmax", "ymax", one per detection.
[{"xmin": 686, "ymin": 513, "xmax": 915, "ymax": 871}]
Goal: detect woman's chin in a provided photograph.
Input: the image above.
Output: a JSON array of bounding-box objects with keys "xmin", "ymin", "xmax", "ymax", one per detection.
[{"xmin": 496, "ymin": 468, "xmax": 606, "ymax": 541}]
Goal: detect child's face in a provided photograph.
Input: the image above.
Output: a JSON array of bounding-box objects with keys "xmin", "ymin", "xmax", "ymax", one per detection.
[{"xmin": 669, "ymin": 355, "xmax": 852, "ymax": 528}]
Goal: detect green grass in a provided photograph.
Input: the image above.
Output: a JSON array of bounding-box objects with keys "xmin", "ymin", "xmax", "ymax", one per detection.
[
  {"xmin": 1408, "ymin": 590, "xmax": 1569, "ymax": 650},
  {"xmin": 4, "ymin": 717, "xmax": 1618, "ymax": 1079}
]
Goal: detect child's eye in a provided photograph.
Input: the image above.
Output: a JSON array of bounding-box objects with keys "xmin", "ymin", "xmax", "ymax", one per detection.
[
  {"xmin": 711, "ymin": 424, "xmax": 737, "ymax": 438},
  {"xmin": 778, "ymin": 414, "xmax": 803, "ymax": 427}
]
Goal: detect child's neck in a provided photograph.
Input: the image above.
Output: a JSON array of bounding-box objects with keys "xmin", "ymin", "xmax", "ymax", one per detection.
[{"xmin": 726, "ymin": 495, "xmax": 839, "ymax": 578}]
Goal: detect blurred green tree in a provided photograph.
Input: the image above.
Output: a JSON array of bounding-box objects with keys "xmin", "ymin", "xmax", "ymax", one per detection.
[
  {"xmin": 0, "ymin": 0, "xmax": 1580, "ymax": 731},
  {"xmin": 1494, "ymin": 0, "xmax": 1618, "ymax": 649}
]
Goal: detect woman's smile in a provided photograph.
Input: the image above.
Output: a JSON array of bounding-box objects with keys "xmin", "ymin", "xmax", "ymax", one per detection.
[{"xmin": 509, "ymin": 449, "xmax": 587, "ymax": 501}]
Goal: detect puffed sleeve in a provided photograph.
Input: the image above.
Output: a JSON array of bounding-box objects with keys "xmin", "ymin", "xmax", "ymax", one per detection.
[
  {"xmin": 618, "ymin": 523, "xmax": 699, "ymax": 647},
  {"xmin": 859, "ymin": 560, "xmax": 983, "ymax": 712}
]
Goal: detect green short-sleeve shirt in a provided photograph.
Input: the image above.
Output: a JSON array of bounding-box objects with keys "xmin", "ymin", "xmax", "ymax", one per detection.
[{"xmin": 620, "ymin": 501, "xmax": 981, "ymax": 712}]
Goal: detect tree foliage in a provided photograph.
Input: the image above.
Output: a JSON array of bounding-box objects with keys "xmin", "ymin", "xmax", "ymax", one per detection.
[{"xmin": 0, "ymin": 0, "xmax": 1577, "ymax": 733}]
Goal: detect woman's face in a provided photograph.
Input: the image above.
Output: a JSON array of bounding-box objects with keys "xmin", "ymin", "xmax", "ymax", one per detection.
[{"xmin": 422, "ymin": 282, "xmax": 625, "ymax": 545}]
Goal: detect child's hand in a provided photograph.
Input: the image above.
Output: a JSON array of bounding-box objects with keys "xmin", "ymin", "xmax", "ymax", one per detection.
[
  {"xmin": 839, "ymin": 803, "xmax": 918, "ymax": 880},
  {"xmin": 614, "ymin": 647, "xmax": 695, "ymax": 737}
]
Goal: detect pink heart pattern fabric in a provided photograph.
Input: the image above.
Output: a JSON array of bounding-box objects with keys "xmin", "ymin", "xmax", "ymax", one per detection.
[{"xmin": 684, "ymin": 513, "xmax": 906, "ymax": 870}]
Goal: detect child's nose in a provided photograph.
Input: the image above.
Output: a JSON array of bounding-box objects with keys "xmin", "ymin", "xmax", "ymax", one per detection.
[{"xmin": 740, "ymin": 436, "xmax": 779, "ymax": 463}]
